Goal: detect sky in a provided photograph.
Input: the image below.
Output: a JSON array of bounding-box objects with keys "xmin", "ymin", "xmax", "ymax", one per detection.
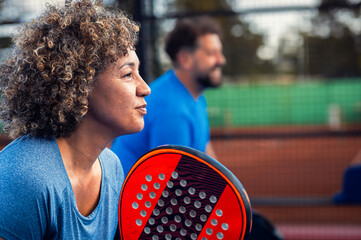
[
  {"xmin": 0, "ymin": 0, "xmax": 114, "ymax": 38},
  {"xmin": 231, "ymin": 0, "xmax": 320, "ymax": 59},
  {"xmin": 0, "ymin": 0, "xmax": 115, "ymax": 23},
  {"xmin": 247, "ymin": 11, "xmax": 317, "ymax": 60}
]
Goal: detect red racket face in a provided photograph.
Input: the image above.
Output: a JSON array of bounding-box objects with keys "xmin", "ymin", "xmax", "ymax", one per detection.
[{"xmin": 119, "ymin": 145, "xmax": 252, "ymax": 240}]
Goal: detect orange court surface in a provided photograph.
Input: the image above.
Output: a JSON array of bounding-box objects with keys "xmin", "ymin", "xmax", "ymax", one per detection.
[{"xmin": 211, "ymin": 125, "xmax": 361, "ymax": 240}]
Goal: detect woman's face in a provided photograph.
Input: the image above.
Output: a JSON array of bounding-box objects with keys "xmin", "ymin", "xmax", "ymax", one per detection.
[{"xmin": 86, "ymin": 50, "xmax": 151, "ymax": 137}]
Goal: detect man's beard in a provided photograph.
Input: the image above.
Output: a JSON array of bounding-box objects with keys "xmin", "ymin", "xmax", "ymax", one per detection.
[{"xmin": 196, "ymin": 65, "xmax": 223, "ymax": 89}]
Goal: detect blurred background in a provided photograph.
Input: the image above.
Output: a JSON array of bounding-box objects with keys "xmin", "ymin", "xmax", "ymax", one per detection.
[{"xmin": 1, "ymin": 0, "xmax": 361, "ymax": 239}]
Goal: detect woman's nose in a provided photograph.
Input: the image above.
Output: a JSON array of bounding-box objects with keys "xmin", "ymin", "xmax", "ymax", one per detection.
[{"xmin": 136, "ymin": 76, "xmax": 151, "ymax": 97}]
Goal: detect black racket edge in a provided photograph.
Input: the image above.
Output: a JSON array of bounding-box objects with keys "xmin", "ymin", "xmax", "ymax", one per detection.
[{"xmin": 122, "ymin": 144, "xmax": 253, "ymax": 240}]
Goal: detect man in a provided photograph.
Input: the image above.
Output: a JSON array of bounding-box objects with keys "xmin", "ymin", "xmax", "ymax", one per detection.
[
  {"xmin": 111, "ymin": 16, "xmax": 285, "ymax": 240},
  {"xmin": 111, "ymin": 16, "xmax": 226, "ymax": 176}
]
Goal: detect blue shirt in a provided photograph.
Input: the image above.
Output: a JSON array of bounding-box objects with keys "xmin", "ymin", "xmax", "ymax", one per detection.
[
  {"xmin": 112, "ymin": 70, "xmax": 210, "ymax": 176},
  {"xmin": 0, "ymin": 135, "xmax": 123, "ymax": 240}
]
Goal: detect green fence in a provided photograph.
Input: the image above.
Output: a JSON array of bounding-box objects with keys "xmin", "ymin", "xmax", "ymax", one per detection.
[{"xmin": 205, "ymin": 79, "xmax": 361, "ymax": 127}]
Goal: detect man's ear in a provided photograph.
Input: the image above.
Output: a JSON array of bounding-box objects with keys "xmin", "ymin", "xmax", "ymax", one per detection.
[{"xmin": 176, "ymin": 50, "xmax": 194, "ymax": 70}]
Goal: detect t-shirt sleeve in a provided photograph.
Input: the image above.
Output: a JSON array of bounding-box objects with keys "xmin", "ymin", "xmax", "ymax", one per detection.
[
  {"xmin": 0, "ymin": 172, "xmax": 47, "ymax": 239},
  {"xmin": 148, "ymin": 113, "xmax": 192, "ymax": 149}
]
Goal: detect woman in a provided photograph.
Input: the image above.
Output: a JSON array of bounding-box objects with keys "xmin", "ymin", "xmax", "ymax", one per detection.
[{"xmin": 0, "ymin": 0, "xmax": 150, "ymax": 239}]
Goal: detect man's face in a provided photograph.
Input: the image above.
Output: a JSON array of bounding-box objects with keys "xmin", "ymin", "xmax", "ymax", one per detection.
[{"xmin": 191, "ymin": 34, "xmax": 226, "ymax": 89}]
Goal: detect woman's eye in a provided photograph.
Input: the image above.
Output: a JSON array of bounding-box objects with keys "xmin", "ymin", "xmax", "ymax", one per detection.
[{"xmin": 123, "ymin": 72, "xmax": 132, "ymax": 78}]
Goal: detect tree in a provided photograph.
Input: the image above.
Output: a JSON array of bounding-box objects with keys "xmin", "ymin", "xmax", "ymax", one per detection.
[{"xmin": 293, "ymin": 0, "xmax": 361, "ymax": 78}]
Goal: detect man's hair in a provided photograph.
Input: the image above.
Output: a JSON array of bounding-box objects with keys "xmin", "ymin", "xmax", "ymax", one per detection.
[
  {"xmin": 0, "ymin": 0, "xmax": 139, "ymax": 139},
  {"xmin": 165, "ymin": 16, "xmax": 222, "ymax": 64}
]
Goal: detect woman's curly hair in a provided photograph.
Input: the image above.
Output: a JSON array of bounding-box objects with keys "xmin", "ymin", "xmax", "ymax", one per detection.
[{"xmin": 0, "ymin": 0, "xmax": 139, "ymax": 139}]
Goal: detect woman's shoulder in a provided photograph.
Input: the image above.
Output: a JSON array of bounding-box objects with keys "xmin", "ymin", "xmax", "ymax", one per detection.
[
  {"xmin": 0, "ymin": 135, "xmax": 66, "ymax": 191},
  {"xmin": 100, "ymin": 147, "xmax": 124, "ymax": 183},
  {"xmin": 100, "ymin": 147, "xmax": 120, "ymax": 164},
  {"xmin": 1, "ymin": 135, "xmax": 56, "ymax": 155}
]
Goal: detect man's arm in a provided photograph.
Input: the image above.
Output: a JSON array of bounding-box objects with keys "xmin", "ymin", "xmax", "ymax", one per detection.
[{"xmin": 206, "ymin": 141, "xmax": 217, "ymax": 159}]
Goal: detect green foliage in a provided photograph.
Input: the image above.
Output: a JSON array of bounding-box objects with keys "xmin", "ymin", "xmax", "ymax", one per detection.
[
  {"xmin": 280, "ymin": 0, "xmax": 361, "ymax": 78},
  {"xmin": 114, "ymin": 0, "xmax": 134, "ymax": 15},
  {"xmin": 304, "ymin": 31, "xmax": 360, "ymax": 77},
  {"xmin": 0, "ymin": 37, "xmax": 11, "ymax": 49}
]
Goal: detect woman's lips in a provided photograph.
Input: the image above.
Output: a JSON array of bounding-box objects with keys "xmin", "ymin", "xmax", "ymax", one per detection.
[{"xmin": 136, "ymin": 104, "xmax": 147, "ymax": 115}]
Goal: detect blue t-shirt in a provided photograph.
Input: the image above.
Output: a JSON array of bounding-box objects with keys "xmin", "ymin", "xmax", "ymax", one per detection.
[
  {"xmin": 112, "ymin": 69, "xmax": 210, "ymax": 176},
  {"xmin": 0, "ymin": 135, "xmax": 123, "ymax": 240}
]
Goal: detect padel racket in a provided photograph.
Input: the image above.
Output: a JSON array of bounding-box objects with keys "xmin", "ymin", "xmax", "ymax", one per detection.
[{"xmin": 118, "ymin": 145, "xmax": 252, "ymax": 240}]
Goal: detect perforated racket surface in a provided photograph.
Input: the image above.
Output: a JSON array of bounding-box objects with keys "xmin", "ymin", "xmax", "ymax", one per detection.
[{"xmin": 118, "ymin": 145, "xmax": 252, "ymax": 240}]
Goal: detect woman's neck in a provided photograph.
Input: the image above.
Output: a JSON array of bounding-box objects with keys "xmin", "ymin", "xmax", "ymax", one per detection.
[{"xmin": 56, "ymin": 118, "xmax": 111, "ymax": 173}]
